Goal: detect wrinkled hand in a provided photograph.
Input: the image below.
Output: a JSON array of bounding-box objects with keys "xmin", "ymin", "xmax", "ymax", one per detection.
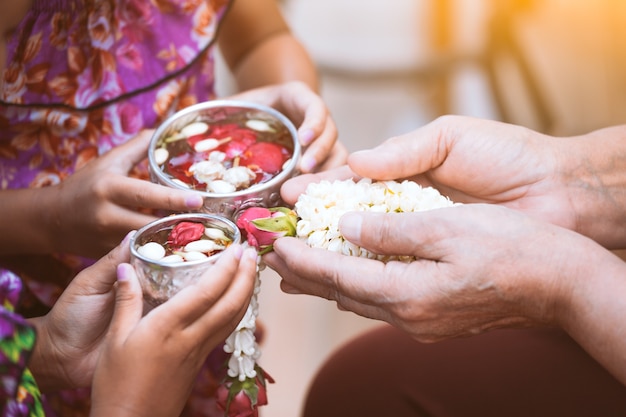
[
  {"xmin": 90, "ymin": 244, "xmax": 258, "ymax": 417},
  {"xmin": 228, "ymin": 81, "xmax": 348, "ymax": 173},
  {"xmin": 265, "ymin": 204, "xmax": 600, "ymax": 342},
  {"xmin": 349, "ymin": 116, "xmax": 594, "ymax": 235},
  {"xmin": 282, "ymin": 116, "xmax": 575, "ymax": 227},
  {"xmin": 28, "ymin": 233, "xmax": 132, "ymax": 391},
  {"xmin": 42, "ymin": 130, "xmax": 204, "ymax": 259}
]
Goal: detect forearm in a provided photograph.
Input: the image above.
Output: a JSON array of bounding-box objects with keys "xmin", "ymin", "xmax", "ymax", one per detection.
[
  {"xmin": 0, "ymin": 186, "xmax": 57, "ymax": 254},
  {"xmin": 555, "ymin": 126, "xmax": 626, "ymax": 248},
  {"xmin": 554, "ymin": 246, "xmax": 626, "ymax": 385},
  {"xmin": 217, "ymin": 0, "xmax": 319, "ymax": 92},
  {"xmin": 231, "ymin": 31, "xmax": 319, "ymax": 92}
]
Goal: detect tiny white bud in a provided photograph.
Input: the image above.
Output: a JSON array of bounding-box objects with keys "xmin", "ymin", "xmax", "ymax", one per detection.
[
  {"xmin": 184, "ymin": 239, "xmax": 224, "ymax": 253},
  {"xmin": 161, "ymin": 254, "xmax": 185, "ymax": 263},
  {"xmin": 245, "ymin": 119, "xmax": 274, "ymax": 132},
  {"xmin": 181, "ymin": 121, "xmax": 209, "ymax": 137},
  {"xmin": 194, "ymin": 138, "xmax": 219, "ymax": 153},
  {"xmin": 205, "ymin": 227, "xmax": 228, "ymax": 241},
  {"xmin": 137, "ymin": 242, "xmax": 166, "ymax": 260},
  {"xmin": 222, "ymin": 166, "xmax": 255, "ymax": 189},
  {"xmin": 207, "ymin": 180, "xmax": 236, "ymax": 193},
  {"xmin": 181, "ymin": 251, "xmax": 208, "ymax": 261},
  {"xmin": 154, "ymin": 148, "xmax": 169, "ymax": 165},
  {"xmin": 208, "ymin": 151, "xmax": 226, "ymax": 162},
  {"xmin": 171, "ymin": 178, "xmax": 190, "ymax": 188}
]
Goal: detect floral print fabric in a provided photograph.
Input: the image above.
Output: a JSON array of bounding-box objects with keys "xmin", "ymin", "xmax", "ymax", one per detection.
[
  {"xmin": 0, "ymin": 1, "xmax": 232, "ymax": 416},
  {"xmin": 1, "ymin": 0, "xmax": 229, "ymax": 189},
  {"xmin": 0, "ymin": 271, "xmax": 43, "ymax": 417}
]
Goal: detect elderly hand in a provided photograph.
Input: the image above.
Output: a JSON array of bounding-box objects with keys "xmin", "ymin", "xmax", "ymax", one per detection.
[{"xmin": 266, "ymin": 204, "xmax": 610, "ymax": 341}]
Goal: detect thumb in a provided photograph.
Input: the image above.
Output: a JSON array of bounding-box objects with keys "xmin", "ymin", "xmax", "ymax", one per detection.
[
  {"xmin": 109, "ymin": 263, "xmax": 144, "ymax": 340},
  {"xmin": 339, "ymin": 211, "xmax": 445, "ymax": 259},
  {"xmin": 347, "ymin": 121, "xmax": 448, "ymax": 180}
]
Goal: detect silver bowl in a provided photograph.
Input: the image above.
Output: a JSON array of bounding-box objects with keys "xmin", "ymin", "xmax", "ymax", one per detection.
[
  {"xmin": 130, "ymin": 213, "xmax": 241, "ymax": 308},
  {"xmin": 148, "ymin": 100, "xmax": 301, "ymax": 221}
]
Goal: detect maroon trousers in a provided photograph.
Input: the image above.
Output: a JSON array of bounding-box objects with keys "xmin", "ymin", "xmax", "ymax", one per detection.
[{"xmin": 303, "ymin": 326, "xmax": 626, "ymax": 417}]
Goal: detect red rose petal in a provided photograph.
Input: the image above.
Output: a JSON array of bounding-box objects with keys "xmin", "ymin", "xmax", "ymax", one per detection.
[
  {"xmin": 218, "ymin": 135, "xmax": 257, "ymax": 159},
  {"xmin": 239, "ymin": 142, "xmax": 290, "ymax": 174}
]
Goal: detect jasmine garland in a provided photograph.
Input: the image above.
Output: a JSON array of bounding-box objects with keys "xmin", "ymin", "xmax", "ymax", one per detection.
[
  {"xmin": 294, "ymin": 178, "xmax": 458, "ymax": 262},
  {"xmin": 238, "ymin": 178, "xmax": 459, "ymax": 260}
]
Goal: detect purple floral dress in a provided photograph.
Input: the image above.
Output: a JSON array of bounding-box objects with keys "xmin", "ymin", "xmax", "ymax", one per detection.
[
  {"xmin": 0, "ymin": 271, "xmax": 43, "ymax": 417},
  {"xmin": 0, "ymin": 1, "xmax": 234, "ymax": 415}
]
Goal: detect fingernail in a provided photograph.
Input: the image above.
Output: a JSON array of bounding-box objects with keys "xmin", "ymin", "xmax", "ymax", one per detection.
[
  {"xmin": 122, "ymin": 230, "xmax": 136, "ymax": 245},
  {"xmin": 229, "ymin": 244, "xmax": 243, "ymax": 260},
  {"xmin": 185, "ymin": 194, "xmax": 204, "ymax": 208},
  {"xmin": 244, "ymin": 247, "xmax": 258, "ymax": 261},
  {"xmin": 339, "ymin": 213, "xmax": 362, "ymax": 243},
  {"xmin": 299, "ymin": 128, "xmax": 315, "ymax": 146},
  {"xmin": 300, "ymin": 154, "xmax": 316, "ymax": 173},
  {"xmin": 117, "ymin": 263, "xmax": 132, "ymax": 282}
]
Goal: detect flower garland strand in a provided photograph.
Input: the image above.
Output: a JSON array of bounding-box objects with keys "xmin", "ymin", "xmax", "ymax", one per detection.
[{"xmin": 216, "ymin": 254, "xmax": 274, "ymax": 417}]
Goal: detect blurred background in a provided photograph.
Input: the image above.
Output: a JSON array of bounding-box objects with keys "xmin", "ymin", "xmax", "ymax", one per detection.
[{"xmin": 217, "ymin": 1, "xmax": 626, "ymax": 416}]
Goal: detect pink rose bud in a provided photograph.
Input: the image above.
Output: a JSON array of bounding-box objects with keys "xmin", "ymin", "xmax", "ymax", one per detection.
[
  {"xmin": 236, "ymin": 207, "xmax": 298, "ymax": 254},
  {"xmin": 168, "ymin": 221, "xmax": 205, "ymax": 247},
  {"xmin": 216, "ymin": 384, "xmax": 257, "ymax": 417},
  {"xmin": 216, "ymin": 368, "xmax": 274, "ymax": 417}
]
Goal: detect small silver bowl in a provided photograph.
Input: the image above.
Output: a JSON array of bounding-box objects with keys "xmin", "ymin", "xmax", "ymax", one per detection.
[
  {"xmin": 148, "ymin": 100, "xmax": 301, "ymax": 221},
  {"xmin": 130, "ymin": 213, "xmax": 241, "ymax": 308}
]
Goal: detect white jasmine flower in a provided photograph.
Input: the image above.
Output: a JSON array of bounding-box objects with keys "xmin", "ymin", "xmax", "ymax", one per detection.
[
  {"xmin": 295, "ymin": 178, "xmax": 458, "ymax": 262},
  {"xmin": 223, "ymin": 247, "xmax": 263, "ymax": 382},
  {"xmin": 208, "ymin": 150, "xmax": 226, "ymax": 162},
  {"xmin": 207, "ymin": 179, "xmax": 236, "ymax": 193},
  {"xmin": 227, "ymin": 351, "xmax": 258, "ymax": 381},
  {"xmin": 189, "ymin": 160, "xmax": 225, "ymax": 183},
  {"xmin": 223, "ymin": 166, "xmax": 256, "ymax": 189}
]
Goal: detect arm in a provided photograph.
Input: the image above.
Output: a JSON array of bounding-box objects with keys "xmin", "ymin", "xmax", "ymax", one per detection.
[
  {"xmin": 218, "ymin": 0, "xmax": 318, "ymax": 91},
  {"xmin": 561, "ymin": 246, "xmax": 626, "ymax": 387},
  {"xmin": 551, "ymin": 125, "xmax": 626, "ymax": 248}
]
